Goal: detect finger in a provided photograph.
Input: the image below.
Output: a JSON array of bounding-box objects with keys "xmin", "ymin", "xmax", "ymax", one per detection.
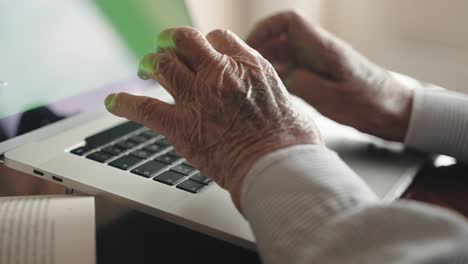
[
  {"xmin": 105, "ymin": 92, "xmax": 178, "ymax": 135},
  {"xmin": 248, "ymin": 11, "xmax": 347, "ymax": 81},
  {"xmin": 254, "ymin": 35, "xmax": 290, "ymax": 61},
  {"xmin": 206, "ymin": 29, "xmax": 257, "ymax": 60},
  {"xmin": 138, "ymin": 52, "xmax": 195, "ymax": 102},
  {"xmin": 156, "ymin": 52, "xmax": 196, "ymax": 102},
  {"xmin": 284, "ymin": 68, "xmax": 334, "ymax": 106},
  {"xmin": 157, "ymin": 27, "xmax": 221, "ymax": 72},
  {"xmin": 246, "ymin": 11, "xmax": 297, "ymax": 49},
  {"xmin": 255, "ymin": 35, "xmax": 292, "ymax": 74}
]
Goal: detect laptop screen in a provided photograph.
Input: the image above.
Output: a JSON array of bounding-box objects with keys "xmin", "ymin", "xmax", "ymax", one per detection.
[{"xmin": 0, "ymin": 0, "xmax": 191, "ymax": 143}]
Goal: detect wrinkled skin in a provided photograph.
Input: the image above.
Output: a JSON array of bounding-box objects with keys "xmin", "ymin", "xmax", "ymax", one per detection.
[
  {"xmin": 105, "ymin": 27, "xmax": 322, "ymax": 209},
  {"xmin": 247, "ymin": 11, "xmax": 414, "ymax": 142}
]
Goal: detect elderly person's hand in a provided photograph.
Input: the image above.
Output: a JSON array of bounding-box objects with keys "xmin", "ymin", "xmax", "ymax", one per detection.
[
  {"xmin": 247, "ymin": 11, "xmax": 414, "ymax": 142},
  {"xmin": 104, "ymin": 27, "xmax": 322, "ymax": 209}
]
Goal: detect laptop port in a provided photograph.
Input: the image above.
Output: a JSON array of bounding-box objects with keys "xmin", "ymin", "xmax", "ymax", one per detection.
[
  {"xmin": 33, "ymin": 170, "xmax": 44, "ymax": 176},
  {"xmin": 51, "ymin": 176, "xmax": 63, "ymax": 183}
]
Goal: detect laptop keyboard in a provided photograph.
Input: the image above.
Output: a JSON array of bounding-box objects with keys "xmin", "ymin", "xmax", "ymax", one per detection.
[{"xmin": 69, "ymin": 121, "xmax": 212, "ymax": 194}]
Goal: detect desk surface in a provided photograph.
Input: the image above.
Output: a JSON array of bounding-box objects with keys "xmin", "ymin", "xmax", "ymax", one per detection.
[
  {"xmin": 402, "ymin": 162, "xmax": 468, "ymax": 217},
  {"xmin": 1, "ymin": 161, "xmax": 467, "ymax": 264}
]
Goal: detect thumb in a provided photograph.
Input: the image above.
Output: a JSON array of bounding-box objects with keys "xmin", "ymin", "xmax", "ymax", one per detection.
[{"xmin": 105, "ymin": 92, "xmax": 178, "ymax": 135}]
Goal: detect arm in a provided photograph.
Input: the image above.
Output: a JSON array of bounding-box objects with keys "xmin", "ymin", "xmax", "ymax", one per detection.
[{"xmin": 243, "ymin": 145, "xmax": 468, "ymax": 263}]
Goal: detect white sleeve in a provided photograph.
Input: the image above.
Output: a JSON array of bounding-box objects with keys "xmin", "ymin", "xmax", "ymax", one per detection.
[
  {"xmin": 405, "ymin": 88, "xmax": 468, "ymax": 162},
  {"xmin": 242, "ymin": 145, "xmax": 468, "ymax": 264}
]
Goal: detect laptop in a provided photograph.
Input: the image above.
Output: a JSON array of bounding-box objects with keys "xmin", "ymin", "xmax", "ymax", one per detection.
[{"xmin": 0, "ymin": 1, "xmax": 426, "ymax": 250}]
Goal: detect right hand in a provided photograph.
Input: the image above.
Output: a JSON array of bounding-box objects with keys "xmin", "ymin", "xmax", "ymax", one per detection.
[
  {"xmin": 105, "ymin": 27, "xmax": 321, "ymax": 209},
  {"xmin": 247, "ymin": 11, "xmax": 414, "ymax": 142}
]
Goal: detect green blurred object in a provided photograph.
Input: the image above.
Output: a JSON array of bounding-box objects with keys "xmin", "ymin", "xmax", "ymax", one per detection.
[{"xmin": 94, "ymin": 0, "xmax": 192, "ymax": 58}]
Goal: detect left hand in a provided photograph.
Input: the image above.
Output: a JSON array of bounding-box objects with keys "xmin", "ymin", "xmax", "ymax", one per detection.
[
  {"xmin": 247, "ymin": 11, "xmax": 414, "ymax": 142},
  {"xmin": 104, "ymin": 27, "xmax": 322, "ymax": 209}
]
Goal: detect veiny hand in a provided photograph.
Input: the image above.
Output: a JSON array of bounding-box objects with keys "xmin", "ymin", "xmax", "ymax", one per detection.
[
  {"xmin": 105, "ymin": 27, "xmax": 322, "ymax": 209},
  {"xmin": 247, "ymin": 11, "xmax": 414, "ymax": 142}
]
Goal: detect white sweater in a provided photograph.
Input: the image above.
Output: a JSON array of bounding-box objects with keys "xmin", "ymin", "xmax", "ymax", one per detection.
[{"xmin": 243, "ymin": 88, "xmax": 468, "ymax": 263}]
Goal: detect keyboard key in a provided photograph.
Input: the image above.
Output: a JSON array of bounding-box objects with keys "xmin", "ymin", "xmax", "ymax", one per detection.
[
  {"xmin": 140, "ymin": 130, "xmax": 159, "ymax": 139},
  {"xmin": 171, "ymin": 164, "xmax": 196, "ymax": 176},
  {"xmin": 190, "ymin": 173, "xmax": 212, "ymax": 185},
  {"xmin": 116, "ymin": 140, "xmax": 138, "ymax": 150},
  {"xmin": 86, "ymin": 151, "xmax": 114, "ymax": 163},
  {"xmin": 156, "ymin": 153, "xmax": 180, "ymax": 164},
  {"xmin": 143, "ymin": 144, "xmax": 166, "ymax": 153},
  {"xmin": 153, "ymin": 171, "xmax": 185, "ymax": 186},
  {"xmin": 168, "ymin": 150, "xmax": 182, "ymax": 159},
  {"xmin": 128, "ymin": 135, "xmax": 148, "ymax": 144},
  {"xmin": 85, "ymin": 121, "xmax": 142, "ymax": 148},
  {"xmin": 131, "ymin": 160, "xmax": 168, "ymax": 178},
  {"xmin": 109, "ymin": 155, "xmax": 143, "ymax": 170},
  {"xmin": 155, "ymin": 138, "xmax": 171, "ymax": 147},
  {"xmin": 183, "ymin": 161, "xmax": 193, "ymax": 167},
  {"xmin": 177, "ymin": 180, "xmax": 205, "ymax": 193},
  {"xmin": 131, "ymin": 149, "xmax": 153, "ymax": 159},
  {"xmin": 101, "ymin": 145, "xmax": 125, "ymax": 156},
  {"xmin": 71, "ymin": 146, "xmax": 94, "ymax": 156}
]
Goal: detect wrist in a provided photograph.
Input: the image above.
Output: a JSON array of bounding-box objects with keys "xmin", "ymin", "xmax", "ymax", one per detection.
[
  {"xmin": 227, "ymin": 129, "xmax": 322, "ymax": 210},
  {"xmin": 381, "ymin": 75, "xmax": 415, "ymax": 142},
  {"xmin": 354, "ymin": 74, "xmax": 414, "ymax": 142}
]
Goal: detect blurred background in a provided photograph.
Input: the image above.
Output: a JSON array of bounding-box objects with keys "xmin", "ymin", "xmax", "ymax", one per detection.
[{"xmin": 189, "ymin": 0, "xmax": 468, "ymax": 93}]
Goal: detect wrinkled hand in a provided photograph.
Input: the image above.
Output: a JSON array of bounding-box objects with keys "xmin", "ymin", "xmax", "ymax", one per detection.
[
  {"xmin": 105, "ymin": 27, "xmax": 322, "ymax": 209},
  {"xmin": 247, "ymin": 11, "xmax": 414, "ymax": 142}
]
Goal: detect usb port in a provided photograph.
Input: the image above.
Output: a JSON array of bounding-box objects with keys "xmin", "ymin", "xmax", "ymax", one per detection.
[
  {"xmin": 51, "ymin": 176, "xmax": 63, "ymax": 183},
  {"xmin": 33, "ymin": 170, "xmax": 44, "ymax": 176}
]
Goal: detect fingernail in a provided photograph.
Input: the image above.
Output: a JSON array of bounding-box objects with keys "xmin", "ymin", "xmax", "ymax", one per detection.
[
  {"xmin": 156, "ymin": 30, "xmax": 176, "ymax": 51},
  {"xmin": 105, "ymin": 93, "xmax": 119, "ymax": 110},
  {"xmin": 138, "ymin": 54, "xmax": 158, "ymax": 80}
]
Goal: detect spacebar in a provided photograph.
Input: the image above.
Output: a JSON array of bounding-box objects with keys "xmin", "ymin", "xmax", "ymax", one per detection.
[{"xmin": 85, "ymin": 121, "xmax": 143, "ymax": 148}]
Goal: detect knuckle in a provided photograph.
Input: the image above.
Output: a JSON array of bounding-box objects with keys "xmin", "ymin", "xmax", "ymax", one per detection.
[
  {"xmin": 206, "ymin": 29, "xmax": 229, "ymax": 39},
  {"xmin": 174, "ymin": 27, "xmax": 203, "ymax": 43},
  {"xmin": 282, "ymin": 10, "xmax": 301, "ymax": 20}
]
